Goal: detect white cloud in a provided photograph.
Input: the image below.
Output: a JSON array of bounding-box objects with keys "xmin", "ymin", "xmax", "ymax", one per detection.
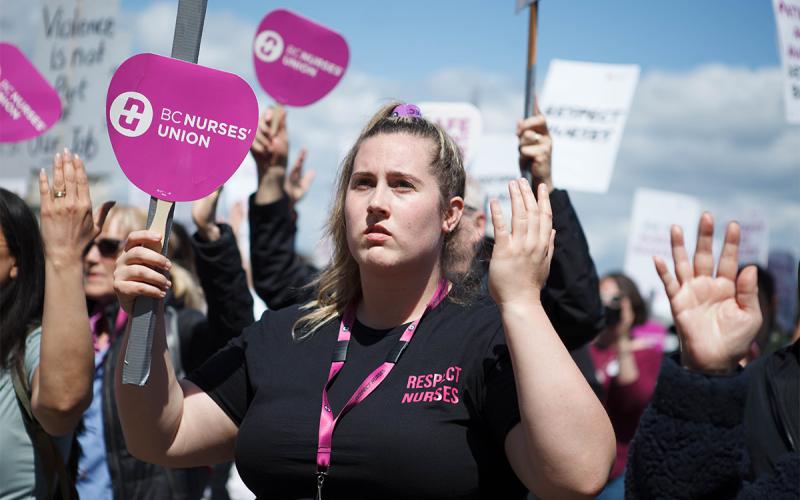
[{"xmin": 125, "ymin": 5, "xmax": 798, "ymax": 274}]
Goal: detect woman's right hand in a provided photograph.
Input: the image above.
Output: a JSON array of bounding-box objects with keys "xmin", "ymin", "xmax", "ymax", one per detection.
[
  {"xmin": 654, "ymin": 212, "xmax": 762, "ymax": 374},
  {"xmin": 113, "ymin": 230, "xmax": 172, "ymax": 313}
]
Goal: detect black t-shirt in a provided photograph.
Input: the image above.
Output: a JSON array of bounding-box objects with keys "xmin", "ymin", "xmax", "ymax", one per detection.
[{"xmin": 188, "ymin": 296, "xmax": 526, "ymax": 499}]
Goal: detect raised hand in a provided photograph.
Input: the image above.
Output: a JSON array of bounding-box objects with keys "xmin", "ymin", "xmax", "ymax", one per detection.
[
  {"xmin": 488, "ymin": 179, "xmax": 555, "ymax": 307},
  {"xmin": 283, "ymin": 148, "xmax": 315, "ymax": 205},
  {"xmin": 250, "ymin": 106, "xmax": 288, "ymax": 175},
  {"xmin": 191, "ymin": 187, "xmax": 222, "ymax": 242},
  {"xmin": 38, "ymin": 150, "xmax": 114, "ymax": 266},
  {"xmin": 653, "ymin": 213, "xmax": 762, "ymax": 374},
  {"xmin": 113, "ymin": 230, "xmax": 172, "ymax": 314},
  {"xmin": 517, "ymin": 108, "xmax": 553, "ymax": 194}
]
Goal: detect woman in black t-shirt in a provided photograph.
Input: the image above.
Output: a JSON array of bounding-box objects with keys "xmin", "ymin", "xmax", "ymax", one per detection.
[{"xmin": 112, "ymin": 103, "xmax": 614, "ymax": 499}]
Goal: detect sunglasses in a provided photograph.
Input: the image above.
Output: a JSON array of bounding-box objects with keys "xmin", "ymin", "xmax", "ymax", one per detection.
[{"xmin": 83, "ymin": 238, "xmax": 123, "ymax": 258}]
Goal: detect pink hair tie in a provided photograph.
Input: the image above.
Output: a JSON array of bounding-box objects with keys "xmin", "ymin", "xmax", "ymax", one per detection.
[{"xmin": 391, "ymin": 103, "xmax": 422, "ymax": 118}]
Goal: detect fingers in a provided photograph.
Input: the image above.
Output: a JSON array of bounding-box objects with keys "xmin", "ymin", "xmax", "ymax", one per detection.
[
  {"xmin": 736, "ymin": 265, "xmax": 762, "ymax": 316},
  {"xmin": 654, "ymin": 256, "xmax": 680, "ymax": 300},
  {"xmin": 94, "ymin": 201, "xmax": 116, "ymax": 235},
  {"xmin": 118, "ymin": 245, "xmax": 171, "ymax": 272},
  {"xmin": 114, "ymin": 263, "xmax": 171, "ymax": 301},
  {"xmin": 537, "ymin": 183, "xmax": 552, "ymax": 243},
  {"xmin": 124, "ymin": 230, "xmax": 165, "ymax": 253},
  {"xmin": 62, "ymin": 150, "xmax": 77, "ymax": 203},
  {"xmin": 717, "ymin": 221, "xmax": 741, "ymax": 281},
  {"xmin": 693, "ymin": 212, "xmax": 715, "ymax": 277},
  {"xmin": 489, "ymin": 199, "xmax": 509, "ymax": 246},
  {"xmin": 670, "ymin": 225, "xmax": 693, "ymax": 285},
  {"xmin": 53, "ymin": 151, "xmax": 65, "ymax": 194},
  {"xmin": 38, "ymin": 167, "xmax": 50, "ymax": 206},
  {"xmin": 74, "ymin": 154, "xmax": 91, "ymax": 205},
  {"xmin": 516, "ymin": 114, "xmax": 549, "ymax": 136},
  {"xmin": 290, "ymin": 148, "xmax": 307, "ymax": 178},
  {"xmin": 508, "ymin": 180, "xmax": 528, "ymax": 240}
]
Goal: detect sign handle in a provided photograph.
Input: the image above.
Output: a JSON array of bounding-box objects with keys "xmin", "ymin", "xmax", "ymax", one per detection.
[
  {"xmin": 521, "ymin": 1, "xmax": 539, "ymax": 183},
  {"xmin": 122, "ymin": 0, "xmax": 208, "ymax": 386},
  {"xmin": 269, "ymin": 104, "xmax": 284, "ymax": 137}
]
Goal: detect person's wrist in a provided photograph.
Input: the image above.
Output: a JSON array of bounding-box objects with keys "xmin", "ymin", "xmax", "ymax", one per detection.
[
  {"xmin": 680, "ymin": 354, "xmax": 739, "ymax": 375},
  {"xmin": 196, "ymin": 223, "xmax": 221, "ymax": 242}
]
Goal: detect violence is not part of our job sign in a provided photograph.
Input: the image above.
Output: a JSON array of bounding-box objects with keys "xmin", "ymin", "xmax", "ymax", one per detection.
[
  {"xmin": 0, "ymin": 42, "xmax": 61, "ymax": 143},
  {"xmin": 106, "ymin": 53, "xmax": 258, "ymax": 202},
  {"xmin": 253, "ymin": 8, "xmax": 349, "ymax": 107}
]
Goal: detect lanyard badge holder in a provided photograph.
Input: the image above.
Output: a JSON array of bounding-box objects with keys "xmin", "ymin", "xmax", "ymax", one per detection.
[{"xmin": 314, "ymin": 279, "xmax": 449, "ymax": 499}]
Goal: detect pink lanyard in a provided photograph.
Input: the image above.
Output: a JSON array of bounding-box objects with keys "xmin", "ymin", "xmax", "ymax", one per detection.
[{"xmin": 314, "ymin": 278, "xmax": 449, "ymax": 499}]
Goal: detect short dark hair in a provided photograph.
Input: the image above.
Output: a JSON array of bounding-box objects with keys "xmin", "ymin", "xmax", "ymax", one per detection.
[
  {"xmin": 0, "ymin": 188, "xmax": 45, "ymax": 370},
  {"xmin": 605, "ymin": 272, "xmax": 648, "ymax": 327}
]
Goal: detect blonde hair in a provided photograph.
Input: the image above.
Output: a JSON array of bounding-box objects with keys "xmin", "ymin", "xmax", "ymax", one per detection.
[{"xmin": 292, "ymin": 102, "xmax": 466, "ymax": 340}]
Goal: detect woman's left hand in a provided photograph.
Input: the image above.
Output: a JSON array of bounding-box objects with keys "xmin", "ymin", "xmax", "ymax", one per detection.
[
  {"xmin": 39, "ymin": 150, "xmax": 114, "ymax": 267},
  {"xmin": 488, "ymin": 179, "xmax": 555, "ymax": 307}
]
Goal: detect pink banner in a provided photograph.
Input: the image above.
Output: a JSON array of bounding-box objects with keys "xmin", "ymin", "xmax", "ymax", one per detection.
[
  {"xmin": 106, "ymin": 53, "xmax": 258, "ymax": 202},
  {"xmin": 0, "ymin": 43, "xmax": 61, "ymax": 143},
  {"xmin": 253, "ymin": 9, "xmax": 349, "ymax": 106}
]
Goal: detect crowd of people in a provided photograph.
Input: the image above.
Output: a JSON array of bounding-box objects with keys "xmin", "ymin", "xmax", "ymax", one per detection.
[{"xmin": 0, "ymin": 97, "xmax": 798, "ymax": 500}]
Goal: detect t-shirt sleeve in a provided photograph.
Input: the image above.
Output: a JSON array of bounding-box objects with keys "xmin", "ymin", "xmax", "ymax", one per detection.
[
  {"xmin": 24, "ymin": 327, "xmax": 42, "ymax": 385},
  {"xmin": 481, "ymin": 325, "xmax": 521, "ymax": 447},
  {"xmin": 185, "ymin": 322, "xmax": 256, "ymax": 426}
]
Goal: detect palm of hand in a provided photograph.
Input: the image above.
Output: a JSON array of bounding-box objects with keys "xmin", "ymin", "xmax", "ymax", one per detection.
[{"xmin": 672, "ymin": 275, "xmax": 761, "ymax": 373}]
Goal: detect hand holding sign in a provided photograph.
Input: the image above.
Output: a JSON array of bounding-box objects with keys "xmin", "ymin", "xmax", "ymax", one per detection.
[{"xmin": 0, "ymin": 43, "xmax": 61, "ymax": 142}]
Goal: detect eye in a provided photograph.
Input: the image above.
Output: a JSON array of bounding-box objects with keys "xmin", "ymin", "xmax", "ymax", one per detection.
[
  {"xmin": 392, "ymin": 179, "xmax": 415, "ymax": 191},
  {"xmin": 351, "ymin": 177, "xmax": 373, "ymax": 189}
]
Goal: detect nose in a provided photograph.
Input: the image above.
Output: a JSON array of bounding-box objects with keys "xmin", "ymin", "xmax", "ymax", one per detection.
[
  {"xmin": 84, "ymin": 241, "xmax": 101, "ymax": 266},
  {"xmin": 367, "ymin": 183, "xmax": 390, "ymax": 218}
]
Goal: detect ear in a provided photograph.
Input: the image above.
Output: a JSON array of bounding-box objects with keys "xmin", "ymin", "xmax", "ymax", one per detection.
[
  {"xmin": 9, "ymin": 259, "xmax": 18, "ymax": 280},
  {"xmin": 442, "ymin": 196, "xmax": 464, "ymax": 234}
]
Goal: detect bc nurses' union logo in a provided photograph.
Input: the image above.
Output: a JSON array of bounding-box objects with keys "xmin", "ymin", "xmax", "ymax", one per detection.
[
  {"xmin": 254, "ymin": 30, "xmax": 284, "ymax": 63},
  {"xmin": 109, "ymin": 91, "xmax": 153, "ymax": 137}
]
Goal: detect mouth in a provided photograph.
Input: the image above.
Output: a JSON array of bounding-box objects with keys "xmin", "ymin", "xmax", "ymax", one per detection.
[{"xmin": 364, "ymin": 224, "xmax": 391, "ymax": 242}]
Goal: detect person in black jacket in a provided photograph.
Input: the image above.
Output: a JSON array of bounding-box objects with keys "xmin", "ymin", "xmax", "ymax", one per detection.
[
  {"xmin": 75, "ymin": 195, "xmax": 253, "ymax": 500},
  {"xmin": 247, "ymin": 107, "xmax": 605, "ymax": 351},
  {"xmin": 626, "ymin": 212, "xmax": 799, "ymax": 499}
]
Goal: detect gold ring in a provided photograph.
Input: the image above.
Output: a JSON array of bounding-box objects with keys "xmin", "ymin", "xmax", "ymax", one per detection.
[{"xmin": 54, "ymin": 190, "xmax": 67, "ymax": 198}]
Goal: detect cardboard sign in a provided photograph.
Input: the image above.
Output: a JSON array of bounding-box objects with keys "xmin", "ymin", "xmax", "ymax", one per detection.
[
  {"xmin": 623, "ymin": 188, "xmax": 701, "ymax": 320},
  {"xmin": 253, "ymin": 9, "xmax": 349, "ymax": 107},
  {"xmin": 731, "ymin": 208, "xmax": 770, "ymax": 266},
  {"xmin": 0, "ymin": 0, "xmax": 127, "ymax": 187},
  {"xmin": 469, "ymin": 133, "xmax": 522, "ymax": 238},
  {"xmin": 539, "ymin": 59, "xmax": 640, "ymax": 193},
  {"xmin": 772, "ymin": 0, "xmax": 800, "ymax": 124},
  {"xmin": 106, "ymin": 53, "xmax": 258, "ymax": 202},
  {"xmin": 419, "ymin": 102, "xmax": 483, "ymax": 167},
  {"xmin": 515, "ymin": 0, "xmax": 538, "ymax": 12},
  {"xmin": 0, "ymin": 43, "xmax": 61, "ymax": 142}
]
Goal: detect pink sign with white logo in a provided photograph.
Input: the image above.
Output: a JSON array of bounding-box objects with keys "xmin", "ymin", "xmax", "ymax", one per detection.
[
  {"xmin": 0, "ymin": 43, "xmax": 61, "ymax": 143},
  {"xmin": 106, "ymin": 53, "xmax": 258, "ymax": 202},
  {"xmin": 253, "ymin": 9, "xmax": 349, "ymax": 106}
]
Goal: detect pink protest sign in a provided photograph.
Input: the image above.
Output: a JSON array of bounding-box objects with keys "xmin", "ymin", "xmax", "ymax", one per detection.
[
  {"xmin": 253, "ymin": 9, "xmax": 349, "ymax": 106},
  {"xmin": 106, "ymin": 53, "xmax": 258, "ymax": 202},
  {"xmin": 0, "ymin": 43, "xmax": 61, "ymax": 143}
]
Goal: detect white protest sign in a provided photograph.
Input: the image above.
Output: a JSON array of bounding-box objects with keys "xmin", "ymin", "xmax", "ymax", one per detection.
[
  {"xmin": 469, "ymin": 133, "xmax": 520, "ymax": 238},
  {"xmin": 419, "ymin": 102, "xmax": 483, "ymax": 167},
  {"xmin": 773, "ymin": 0, "xmax": 800, "ymax": 124},
  {"xmin": 0, "ymin": 0, "xmax": 126, "ymax": 186},
  {"xmin": 624, "ymin": 188, "xmax": 701, "ymax": 320},
  {"xmin": 539, "ymin": 59, "xmax": 640, "ymax": 193}
]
